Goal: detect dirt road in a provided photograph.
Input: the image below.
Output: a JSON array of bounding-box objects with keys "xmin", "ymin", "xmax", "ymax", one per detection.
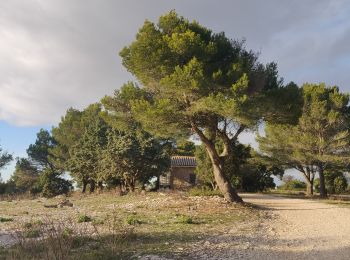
[{"xmin": 189, "ymin": 193, "xmax": 350, "ymax": 259}]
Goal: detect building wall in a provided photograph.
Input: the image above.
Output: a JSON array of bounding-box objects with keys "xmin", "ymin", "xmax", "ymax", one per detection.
[{"xmin": 170, "ymin": 166, "xmax": 196, "ymax": 189}]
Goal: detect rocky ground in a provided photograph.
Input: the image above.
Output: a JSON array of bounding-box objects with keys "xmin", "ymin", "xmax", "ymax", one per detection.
[{"xmin": 1, "ymin": 193, "xmax": 350, "ymax": 259}]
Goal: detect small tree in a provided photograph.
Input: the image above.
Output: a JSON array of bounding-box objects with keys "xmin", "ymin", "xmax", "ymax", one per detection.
[
  {"xmin": 40, "ymin": 169, "xmax": 72, "ymax": 197},
  {"xmin": 101, "ymin": 82, "xmax": 170, "ymax": 192},
  {"xmin": 11, "ymin": 158, "xmax": 41, "ymax": 194},
  {"xmin": 100, "ymin": 129, "xmax": 170, "ymax": 192},
  {"xmin": 26, "ymin": 129, "xmax": 72, "ymax": 197},
  {"xmin": 67, "ymin": 105, "xmax": 108, "ymax": 193}
]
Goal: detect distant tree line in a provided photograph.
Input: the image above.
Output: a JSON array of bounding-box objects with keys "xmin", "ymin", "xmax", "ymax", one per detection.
[{"xmin": 0, "ymin": 84, "xmax": 172, "ymax": 197}]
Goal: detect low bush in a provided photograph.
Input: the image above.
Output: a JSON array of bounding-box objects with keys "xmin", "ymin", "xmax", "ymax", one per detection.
[
  {"xmin": 176, "ymin": 214, "xmax": 194, "ymax": 224},
  {"xmin": 279, "ymin": 180, "xmax": 306, "ymax": 191},
  {"xmin": 0, "ymin": 217, "xmax": 13, "ymax": 222},
  {"xmin": 125, "ymin": 215, "xmax": 142, "ymax": 225},
  {"xmin": 77, "ymin": 214, "xmax": 92, "ymax": 223}
]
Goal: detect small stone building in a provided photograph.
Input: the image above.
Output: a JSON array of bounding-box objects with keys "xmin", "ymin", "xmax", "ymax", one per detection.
[{"xmin": 160, "ymin": 156, "xmax": 197, "ymax": 189}]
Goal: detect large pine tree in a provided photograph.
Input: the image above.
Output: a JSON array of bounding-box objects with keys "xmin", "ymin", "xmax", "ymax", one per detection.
[{"xmin": 119, "ymin": 11, "xmax": 298, "ymax": 202}]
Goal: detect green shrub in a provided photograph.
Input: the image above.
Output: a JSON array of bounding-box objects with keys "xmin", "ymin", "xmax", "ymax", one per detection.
[
  {"xmin": 333, "ymin": 176, "xmax": 347, "ymax": 194},
  {"xmin": 62, "ymin": 227, "xmax": 73, "ymax": 238},
  {"xmin": 315, "ymin": 173, "xmax": 348, "ymax": 194},
  {"xmin": 188, "ymin": 187, "xmax": 223, "ymax": 197},
  {"xmin": 0, "ymin": 217, "xmax": 13, "ymax": 222},
  {"xmin": 279, "ymin": 180, "xmax": 306, "ymax": 191},
  {"xmin": 77, "ymin": 214, "xmax": 92, "ymax": 223},
  {"xmin": 125, "ymin": 215, "xmax": 142, "ymax": 225},
  {"xmin": 176, "ymin": 215, "xmax": 193, "ymax": 224}
]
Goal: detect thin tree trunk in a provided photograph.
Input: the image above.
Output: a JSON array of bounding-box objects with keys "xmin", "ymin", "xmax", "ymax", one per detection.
[
  {"xmin": 130, "ymin": 181, "xmax": 135, "ymax": 192},
  {"xmin": 116, "ymin": 183, "xmax": 123, "ymax": 196},
  {"xmin": 89, "ymin": 180, "xmax": 95, "ymax": 193},
  {"xmin": 98, "ymin": 181, "xmax": 103, "ymax": 191},
  {"xmin": 82, "ymin": 180, "xmax": 88, "ymax": 193},
  {"xmin": 306, "ymin": 181, "xmax": 313, "ymax": 196},
  {"xmin": 318, "ymin": 166, "xmax": 327, "ymax": 198}
]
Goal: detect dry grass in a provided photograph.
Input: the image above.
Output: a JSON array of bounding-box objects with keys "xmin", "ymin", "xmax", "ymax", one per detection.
[{"xmin": 0, "ymin": 191, "xmax": 256, "ymax": 259}]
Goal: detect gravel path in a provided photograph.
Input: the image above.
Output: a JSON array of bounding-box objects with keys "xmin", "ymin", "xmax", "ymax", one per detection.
[
  {"xmin": 188, "ymin": 193, "xmax": 350, "ymax": 259},
  {"xmin": 244, "ymin": 193, "xmax": 350, "ymax": 259}
]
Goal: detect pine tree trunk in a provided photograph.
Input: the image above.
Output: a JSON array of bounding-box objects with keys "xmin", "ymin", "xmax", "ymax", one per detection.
[
  {"xmin": 98, "ymin": 181, "xmax": 103, "ymax": 190},
  {"xmin": 191, "ymin": 122, "xmax": 243, "ymax": 203},
  {"xmin": 318, "ymin": 166, "xmax": 327, "ymax": 198},
  {"xmin": 82, "ymin": 180, "xmax": 88, "ymax": 193},
  {"xmin": 89, "ymin": 180, "xmax": 95, "ymax": 193},
  {"xmin": 306, "ymin": 181, "xmax": 313, "ymax": 196},
  {"xmin": 206, "ymin": 145, "xmax": 243, "ymax": 203}
]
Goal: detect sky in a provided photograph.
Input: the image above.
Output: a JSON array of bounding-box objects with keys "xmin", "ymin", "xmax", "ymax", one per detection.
[{"xmin": 1, "ymin": 0, "xmax": 350, "ymax": 181}]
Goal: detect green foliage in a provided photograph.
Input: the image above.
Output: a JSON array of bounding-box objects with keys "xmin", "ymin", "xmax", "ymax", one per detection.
[
  {"xmin": 40, "ymin": 169, "xmax": 72, "ymax": 198},
  {"xmin": 119, "ymin": 11, "xmax": 297, "ymax": 202},
  {"xmin": 77, "ymin": 214, "xmax": 92, "ymax": 223},
  {"xmin": 11, "ymin": 158, "xmax": 41, "ymax": 194},
  {"xmin": 0, "ymin": 217, "xmax": 13, "ymax": 222},
  {"xmin": 27, "ymin": 129, "xmax": 56, "ymax": 170},
  {"xmin": 0, "ymin": 144, "xmax": 12, "ymax": 172},
  {"xmin": 0, "ymin": 145, "xmax": 12, "ymax": 194},
  {"xmin": 67, "ymin": 104, "xmax": 108, "ymax": 189},
  {"xmin": 100, "ymin": 129, "xmax": 170, "ymax": 191},
  {"xmin": 279, "ymin": 176, "xmax": 306, "ymax": 191},
  {"xmin": 194, "ymin": 144, "xmax": 216, "ymax": 189},
  {"xmin": 238, "ymin": 163, "xmax": 277, "ymax": 192},
  {"xmin": 122, "ymin": 11, "xmax": 287, "ymax": 137},
  {"xmin": 334, "ymin": 176, "xmax": 347, "ymax": 194},
  {"xmin": 0, "ymin": 179, "xmax": 16, "ymax": 195},
  {"xmin": 25, "ymin": 129, "xmax": 72, "ymax": 197},
  {"xmin": 101, "ymin": 83, "xmax": 171, "ymax": 191},
  {"xmin": 174, "ymin": 139, "xmax": 196, "ymax": 156},
  {"xmin": 125, "ymin": 215, "xmax": 142, "ymax": 225},
  {"xmin": 101, "ymin": 82, "xmax": 150, "ymax": 131},
  {"xmin": 195, "ymin": 141, "xmax": 278, "ymax": 192},
  {"xmin": 258, "ymin": 83, "xmax": 350, "ymax": 196},
  {"xmin": 50, "ymin": 108, "xmax": 83, "ymax": 170},
  {"xmin": 4, "ymin": 129, "xmax": 71, "ymax": 197},
  {"xmin": 50, "ymin": 90, "xmax": 171, "ymax": 194},
  {"xmin": 314, "ymin": 171, "xmax": 348, "ymax": 194},
  {"xmin": 176, "ymin": 215, "xmax": 193, "ymax": 224}
]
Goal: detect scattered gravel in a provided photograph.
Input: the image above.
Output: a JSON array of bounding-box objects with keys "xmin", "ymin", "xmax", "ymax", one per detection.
[{"xmin": 187, "ymin": 193, "xmax": 350, "ymax": 259}]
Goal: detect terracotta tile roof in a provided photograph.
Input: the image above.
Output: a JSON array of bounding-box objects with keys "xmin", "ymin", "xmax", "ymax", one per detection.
[{"xmin": 171, "ymin": 156, "xmax": 196, "ymax": 167}]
